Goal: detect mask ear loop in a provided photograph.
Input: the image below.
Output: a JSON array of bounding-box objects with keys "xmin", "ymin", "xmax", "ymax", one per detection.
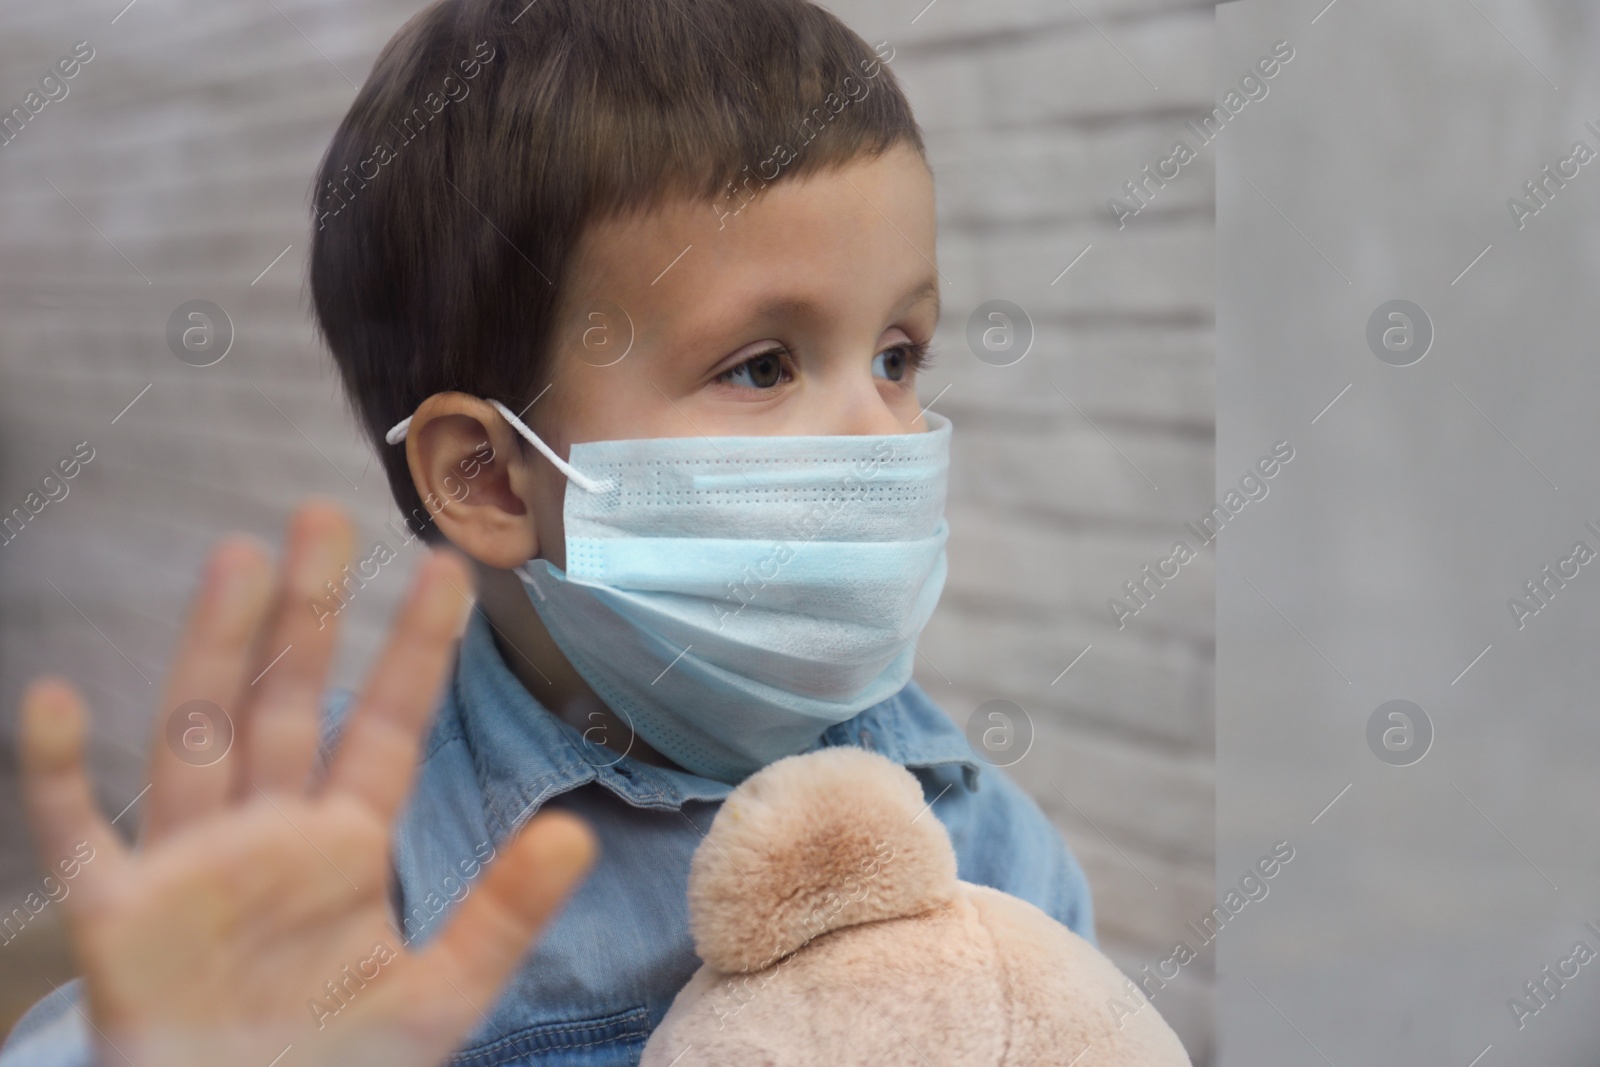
[{"xmin": 384, "ymin": 399, "xmax": 611, "ymax": 494}]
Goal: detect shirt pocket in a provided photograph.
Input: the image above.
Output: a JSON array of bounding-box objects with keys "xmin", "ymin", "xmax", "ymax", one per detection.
[{"xmin": 449, "ymin": 1005, "xmax": 653, "ymax": 1067}]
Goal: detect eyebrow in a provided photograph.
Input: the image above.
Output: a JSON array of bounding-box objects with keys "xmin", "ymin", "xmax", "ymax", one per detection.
[
  {"xmin": 747, "ymin": 276, "xmax": 941, "ymax": 324},
  {"xmin": 898, "ymin": 277, "xmax": 941, "ymax": 320}
]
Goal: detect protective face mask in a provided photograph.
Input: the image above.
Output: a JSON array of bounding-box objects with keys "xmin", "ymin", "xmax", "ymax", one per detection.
[{"xmin": 386, "ymin": 400, "xmax": 950, "ymax": 784}]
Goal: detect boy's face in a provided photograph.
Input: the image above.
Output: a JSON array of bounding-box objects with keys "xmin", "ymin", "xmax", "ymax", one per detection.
[{"xmin": 524, "ymin": 141, "xmax": 939, "ymax": 569}]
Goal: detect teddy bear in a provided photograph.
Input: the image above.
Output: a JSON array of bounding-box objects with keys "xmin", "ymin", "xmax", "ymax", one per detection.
[{"xmin": 640, "ymin": 746, "xmax": 1192, "ymax": 1066}]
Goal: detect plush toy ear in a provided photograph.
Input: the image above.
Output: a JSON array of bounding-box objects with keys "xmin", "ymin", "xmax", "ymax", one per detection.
[{"xmin": 687, "ymin": 746, "xmax": 960, "ymax": 974}]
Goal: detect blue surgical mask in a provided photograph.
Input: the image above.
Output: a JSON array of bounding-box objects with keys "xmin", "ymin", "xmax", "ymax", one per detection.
[{"xmin": 387, "ymin": 400, "xmax": 950, "ymax": 784}]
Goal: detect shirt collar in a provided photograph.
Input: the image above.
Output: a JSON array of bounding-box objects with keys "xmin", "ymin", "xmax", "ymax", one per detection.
[{"xmin": 442, "ymin": 611, "xmax": 983, "ymax": 842}]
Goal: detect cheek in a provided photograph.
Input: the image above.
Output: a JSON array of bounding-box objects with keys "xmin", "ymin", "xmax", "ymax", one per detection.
[
  {"xmin": 526, "ymin": 462, "xmax": 569, "ymax": 567},
  {"xmin": 885, "ymin": 383, "xmax": 931, "ymax": 431},
  {"xmin": 537, "ymin": 511, "xmax": 566, "ymax": 568}
]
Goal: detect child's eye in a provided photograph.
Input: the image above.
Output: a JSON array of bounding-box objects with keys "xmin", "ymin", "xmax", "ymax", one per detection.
[
  {"xmin": 716, "ymin": 348, "xmax": 792, "ymax": 390},
  {"xmin": 873, "ymin": 342, "xmax": 931, "ymax": 383}
]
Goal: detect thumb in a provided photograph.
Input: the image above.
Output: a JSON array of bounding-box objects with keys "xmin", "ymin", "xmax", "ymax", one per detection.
[{"xmin": 419, "ymin": 811, "xmax": 596, "ymax": 1007}]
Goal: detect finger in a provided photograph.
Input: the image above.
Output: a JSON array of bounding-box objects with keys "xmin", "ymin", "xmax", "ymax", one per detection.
[
  {"xmin": 419, "ymin": 811, "xmax": 595, "ymax": 1006},
  {"xmin": 322, "ymin": 549, "xmax": 472, "ymax": 822},
  {"xmin": 18, "ymin": 679, "xmax": 128, "ymax": 900},
  {"xmin": 144, "ymin": 535, "xmax": 273, "ymax": 842},
  {"xmin": 238, "ymin": 501, "xmax": 354, "ymax": 797}
]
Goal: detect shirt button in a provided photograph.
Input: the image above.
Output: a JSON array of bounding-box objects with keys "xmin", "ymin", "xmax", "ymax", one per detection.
[{"xmin": 858, "ymin": 728, "xmax": 876, "ymax": 751}]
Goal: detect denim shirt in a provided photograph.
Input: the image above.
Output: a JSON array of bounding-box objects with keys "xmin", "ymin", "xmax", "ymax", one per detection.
[{"xmin": 2, "ymin": 612, "xmax": 1094, "ymax": 1066}]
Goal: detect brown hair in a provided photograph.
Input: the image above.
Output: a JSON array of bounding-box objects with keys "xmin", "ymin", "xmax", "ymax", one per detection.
[{"xmin": 308, "ymin": 0, "xmax": 923, "ymax": 535}]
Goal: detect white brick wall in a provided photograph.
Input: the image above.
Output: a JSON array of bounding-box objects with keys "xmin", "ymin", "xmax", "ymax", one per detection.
[{"xmin": 0, "ymin": 1, "xmax": 1215, "ymax": 1060}]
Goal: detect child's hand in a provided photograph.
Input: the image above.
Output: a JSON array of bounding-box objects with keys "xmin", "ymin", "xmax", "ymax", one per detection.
[{"xmin": 16, "ymin": 501, "xmax": 596, "ymax": 1067}]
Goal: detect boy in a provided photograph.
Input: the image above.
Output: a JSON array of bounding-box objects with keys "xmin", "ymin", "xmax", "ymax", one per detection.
[{"xmin": 3, "ymin": 0, "xmax": 1093, "ymax": 1063}]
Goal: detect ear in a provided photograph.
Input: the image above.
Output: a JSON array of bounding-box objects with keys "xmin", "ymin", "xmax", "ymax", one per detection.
[{"xmin": 404, "ymin": 392, "xmax": 540, "ymax": 569}]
